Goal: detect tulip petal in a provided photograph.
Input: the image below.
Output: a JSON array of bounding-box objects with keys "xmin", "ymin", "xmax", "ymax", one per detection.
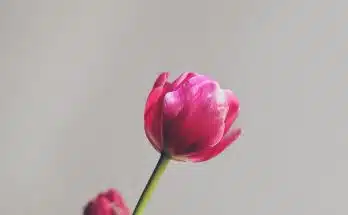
[
  {"xmin": 83, "ymin": 189, "xmax": 130, "ymax": 215},
  {"xmin": 93, "ymin": 196, "xmax": 110, "ymax": 215},
  {"xmin": 153, "ymin": 72, "xmax": 169, "ymax": 89},
  {"xmin": 105, "ymin": 188, "xmax": 127, "ymax": 207},
  {"xmin": 163, "ymin": 80, "xmax": 228, "ymax": 155},
  {"xmin": 224, "ymin": 89, "xmax": 240, "ymax": 134},
  {"xmin": 185, "ymin": 75, "xmax": 212, "ymax": 93},
  {"xmin": 144, "ymin": 87, "xmax": 165, "ymax": 152},
  {"xmin": 171, "ymin": 72, "xmax": 198, "ymax": 89},
  {"xmin": 182, "ymin": 80, "xmax": 228, "ymax": 126},
  {"xmin": 163, "ymin": 91, "xmax": 183, "ymax": 119},
  {"xmin": 189, "ymin": 128, "xmax": 241, "ymax": 162},
  {"xmin": 105, "ymin": 190, "xmax": 130, "ymax": 215}
]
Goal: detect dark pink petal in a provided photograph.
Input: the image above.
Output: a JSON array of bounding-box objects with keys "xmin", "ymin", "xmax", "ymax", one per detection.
[
  {"xmin": 144, "ymin": 87, "xmax": 165, "ymax": 152},
  {"xmin": 105, "ymin": 188, "xmax": 119, "ymax": 202},
  {"xmin": 189, "ymin": 128, "xmax": 241, "ymax": 162},
  {"xmin": 83, "ymin": 189, "xmax": 130, "ymax": 215},
  {"xmin": 83, "ymin": 196, "xmax": 109, "ymax": 215},
  {"xmin": 171, "ymin": 72, "xmax": 198, "ymax": 89},
  {"xmin": 153, "ymin": 72, "xmax": 169, "ymax": 89},
  {"xmin": 95, "ymin": 197, "xmax": 110, "ymax": 214},
  {"xmin": 223, "ymin": 89, "xmax": 240, "ymax": 134},
  {"xmin": 163, "ymin": 81, "xmax": 228, "ymax": 155},
  {"xmin": 105, "ymin": 189, "xmax": 127, "ymax": 208},
  {"xmin": 145, "ymin": 87, "xmax": 164, "ymax": 116},
  {"xmin": 83, "ymin": 202, "xmax": 95, "ymax": 215}
]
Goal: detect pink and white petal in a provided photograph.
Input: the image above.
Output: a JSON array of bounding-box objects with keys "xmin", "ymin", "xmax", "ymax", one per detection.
[
  {"xmin": 213, "ymin": 89, "xmax": 229, "ymax": 120},
  {"xmin": 184, "ymin": 82, "xmax": 228, "ymax": 123},
  {"xmin": 189, "ymin": 128, "xmax": 241, "ymax": 162},
  {"xmin": 153, "ymin": 72, "xmax": 169, "ymax": 89},
  {"xmin": 177, "ymin": 77, "xmax": 218, "ymax": 108},
  {"xmin": 165, "ymin": 82, "xmax": 227, "ymax": 155},
  {"xmin": 163, "ymin": 91, "xmax": 184, "ymax": 119},
  {"xmin": 223, "ymin": 89, "xmax": 240, "ymax": 134},
  {"xmin": 171, "ymin": 72, "xmax": 198, "ymax": 89}
]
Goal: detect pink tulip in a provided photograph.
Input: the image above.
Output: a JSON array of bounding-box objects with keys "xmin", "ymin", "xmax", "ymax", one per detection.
[
  {"xmin": 144, "ymin": 72, "xmax": 241, "ymax": 162},
  {"xmin": 83, "ymin": 188, "xmax": 130, "ymax": 215}
]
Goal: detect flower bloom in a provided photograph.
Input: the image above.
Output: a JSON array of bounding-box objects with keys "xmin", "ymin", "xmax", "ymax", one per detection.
[
  {"xmin": 144, "ymin": 72, "xmax": 241, "ymax": 162},
  {"xmin": 83, "ymin": 188, "xmax": 130, "ymax": 215}
]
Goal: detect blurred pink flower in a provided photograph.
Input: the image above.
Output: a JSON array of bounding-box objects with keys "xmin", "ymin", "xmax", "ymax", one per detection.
[
  {"xmin": 83, "ymin": 188, "xmax": 130, "ymax": 215},
  {"xmin": 144, "ymin": 72, "xmax": 241, "ymax": 162}
]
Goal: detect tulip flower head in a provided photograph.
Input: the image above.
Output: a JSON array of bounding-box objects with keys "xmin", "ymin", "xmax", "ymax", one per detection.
[
  {"xmin": 144, "ymin": 72, "xmax": 241, "ymax": 162},
  {"xmin": 83, "ymin": 188, "xmax": 130, "ymax": 215}
]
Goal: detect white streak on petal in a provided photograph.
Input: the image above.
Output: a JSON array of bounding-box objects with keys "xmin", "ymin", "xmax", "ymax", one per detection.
[
  {"xmin": 216, "ymin": 89, "xmax": 226, "ymax": 104},
  {"xmin": 214, "ymin": 89, "xmax": 228, "ymax": 119},
  {"xmin": 163, "ymin": 91, "xmax": 183, "ymax": 118}
]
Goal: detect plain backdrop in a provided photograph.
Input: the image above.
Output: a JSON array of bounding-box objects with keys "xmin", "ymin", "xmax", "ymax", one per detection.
[{"xmin": 0, "ymin": 0, "xmax": 347, "ymax": 214}]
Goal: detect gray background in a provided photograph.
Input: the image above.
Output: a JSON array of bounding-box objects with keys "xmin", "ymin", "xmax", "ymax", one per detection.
[{"xmin": 0, "ymin": 0, "xmax": 347, "ymax": 214}]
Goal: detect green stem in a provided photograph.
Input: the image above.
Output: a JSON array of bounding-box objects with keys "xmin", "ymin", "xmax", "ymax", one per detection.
[{"xmin": 132, "ymin": 153, "xmax": 170, "ymax": 215}]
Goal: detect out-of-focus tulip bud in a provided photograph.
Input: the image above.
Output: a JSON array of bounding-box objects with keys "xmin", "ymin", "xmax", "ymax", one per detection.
[{"xmin": 83, "ymin": 188, "xmax": 130, "ymax": 215}]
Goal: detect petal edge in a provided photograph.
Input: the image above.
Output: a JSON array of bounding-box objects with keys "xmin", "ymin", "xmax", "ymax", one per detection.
[{"xmin": 189, "ymin": 128, "xmax": 241, "ymax": 162}]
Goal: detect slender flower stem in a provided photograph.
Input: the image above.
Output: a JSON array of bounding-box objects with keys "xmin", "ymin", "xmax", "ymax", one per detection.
[{"xmin": 132, "ymin": 153, "xmax": 170, "ymax": 215}]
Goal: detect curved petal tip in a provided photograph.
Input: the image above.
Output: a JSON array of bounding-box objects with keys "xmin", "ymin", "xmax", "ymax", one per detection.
[{"xmin": 153, "ymin": 72, "xmax": 170, "ymax": 88}]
